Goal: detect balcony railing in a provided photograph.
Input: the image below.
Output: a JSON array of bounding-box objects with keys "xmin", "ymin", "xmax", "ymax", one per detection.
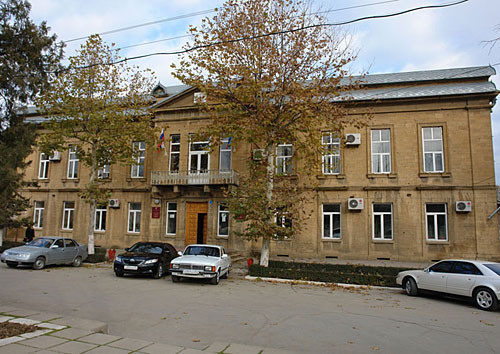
[{"xmin": 151, "ymin": 170, "xmax": 239, "ymax": 186}]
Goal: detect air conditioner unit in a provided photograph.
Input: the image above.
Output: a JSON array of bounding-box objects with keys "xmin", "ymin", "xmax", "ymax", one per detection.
[
  {"xmin": 108, "ymin": 199, "xmax": 120, "ymax": 208},
  {"xmin": 345, "ymin": 133, "xmax": 361, "ymax": 145},
  {"xmin": 348, "ymin": 198, "xmax": 364, "ymax": 210},
  {"xmin": 456, "ymin": 201, "xmax": 472, "ymax": 212},
  {"xmin": 252, "ymin": 149, "xmax": 265, "ymax": 161},
  {"xmin": 48, "ymin": 151, "xmax": 61, "ymax": 161}
]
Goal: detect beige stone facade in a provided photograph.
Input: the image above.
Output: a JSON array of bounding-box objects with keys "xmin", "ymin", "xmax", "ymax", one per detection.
[{"xmin": 9, "ymin": 66, "xmax": 500, "ymax": 262}]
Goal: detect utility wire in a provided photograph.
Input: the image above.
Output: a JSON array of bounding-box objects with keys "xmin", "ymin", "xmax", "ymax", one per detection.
[
  {"xmin": 112, "ymin": 0, "xmax": 402, "ymax": 52},
  {"xmin": 52, "ymin": 0, "xmax": 468, "ymax": 72},
  {"xmin": 63, "ymin": 8, "xmax": 216, "ymax": 43}
]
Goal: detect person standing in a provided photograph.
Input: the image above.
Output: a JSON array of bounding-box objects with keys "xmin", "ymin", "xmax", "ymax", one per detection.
[{"xmin": 24, "ymin": 224, "xmax": 35, "ymax": 243}]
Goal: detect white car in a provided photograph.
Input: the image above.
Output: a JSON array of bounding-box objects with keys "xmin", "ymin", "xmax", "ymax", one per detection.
[
  {"xmin": 397, "ymin": 260, "xmax": 500, "ymax": 311},
  {"xmin": 169, "ymin": 244, "xmax": 231, "ymax": 285}
]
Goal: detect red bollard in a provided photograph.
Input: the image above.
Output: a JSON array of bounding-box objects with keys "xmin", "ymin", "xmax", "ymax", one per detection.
[
  {"xmin": 247, "ymin": 258, "xmax": 253, "ymax": 268},
  {"xmin": 108, "ymin": 248, "xmax": 116, "ymax": 261}
]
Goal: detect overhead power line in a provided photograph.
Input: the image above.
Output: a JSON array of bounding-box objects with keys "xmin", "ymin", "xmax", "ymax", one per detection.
[
  {"xmin": 59, "ymin": 0, "xmax": 468, "ymax": 71},
  {"xmin": 113, "ymin": 0, "xmax": 402, "ymax": 52},
  {"xmin": 63, "ymin": 8, "xmax": 216, "ymax": 43}
]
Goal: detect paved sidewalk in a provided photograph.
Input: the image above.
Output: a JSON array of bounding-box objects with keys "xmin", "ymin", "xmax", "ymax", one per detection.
[{"xmin": 0, "ymin": 306, "xmax": 298, "ymax": 354}]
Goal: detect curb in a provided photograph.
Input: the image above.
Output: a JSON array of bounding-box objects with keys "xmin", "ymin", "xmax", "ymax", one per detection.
[{"xmin": 244, "ymin": 275, "xmax": 399, "ymax": 291}]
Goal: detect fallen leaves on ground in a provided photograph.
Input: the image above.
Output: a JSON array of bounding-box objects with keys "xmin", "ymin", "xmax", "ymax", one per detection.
[{"xmin": 0, "ymin": 322, "xmax": 39, "ymax": 339}]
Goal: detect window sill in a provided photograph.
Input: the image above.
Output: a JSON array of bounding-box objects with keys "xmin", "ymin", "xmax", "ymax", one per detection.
[
  {"xmin": 97, "ymin": 178, "xmax": 112, "ymax": 182},
  {"xmin": 276, "ymin": 175, "xmax": 298, "ymax": 180},
  {"xmin": 126, "ymin": 177, "xmax": 147, "ymax": 182},
  {"xmin": 165, "ymin": 234, "xmax": 176, "ymax": 238},
  {"xmin": 216, "ymin": 235, "xmax": 229, "ymax": 239},
  {"xmin": 367, "ymin": 173, "xmax": 397, "ymax": 179},
  {"xmin": 60, "ymin": 229, "xmax": 73, "ymax": 233},
  {"xmin": 61, "ymin": 179, "xmax": 79, "ymax": 183},
  {"xmin": 94, "ymin": 231, "xmax": 106, "ymax": 234},
  {"xmin": 317, "ymin": 174, "xmax": 345, "ymax": 180},
  {"xmin": 126, "ymin": 233, "xmax": 141, "ymax": 236},
  {"xmin": 372, "ymin": 239, "xmax": 394, "ymax": 244},
  {"xmin": 426, "ymin": 240, "xmax": 449, "ymax": 245},
  {"xmin": 419, "ymin": 172, "xmax": 451, "ymax": 178},
  {"xmin": 322, "ymin": 238, "xmax": 342, "ymax": 242}
]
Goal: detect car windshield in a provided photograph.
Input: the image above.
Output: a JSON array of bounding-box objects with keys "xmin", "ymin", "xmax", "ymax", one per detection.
[
  {"xmin": 27, "ymin": 238, "xmax": 53, "ymax": 248},
  {"xmin": 184, "ymin": 246, "xmax": 220, "ymax": 257},
  {"xmin": 484, "ymin": 264, "xmax": 500, "ymax": 276},
  {"xmin": 128, "ymin": 243, "xmax": 163, "ymax": 255}
]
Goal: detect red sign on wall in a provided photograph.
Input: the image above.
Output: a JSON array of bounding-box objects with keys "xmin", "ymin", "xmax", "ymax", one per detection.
[{"xmin": 152, "ymin": 207, "xmax": 161, "ymax": 219}]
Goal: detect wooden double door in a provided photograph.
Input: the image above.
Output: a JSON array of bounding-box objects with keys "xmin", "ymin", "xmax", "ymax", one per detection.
[{"xmin": 185, "ymin": 202, "xmax": 208, "ymax": 245}]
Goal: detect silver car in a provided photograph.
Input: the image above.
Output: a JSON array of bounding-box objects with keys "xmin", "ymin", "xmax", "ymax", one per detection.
[
  {"xmin": 169, "ymin": 244, "xmax": 231, "ymax": 285},
  {"xmin": 397, "ymin": 259, "xmax": 500, "ymax": 311},
  {"xmin": 0, "ymin": 237, "xmax": 88, "ymax": 270}
]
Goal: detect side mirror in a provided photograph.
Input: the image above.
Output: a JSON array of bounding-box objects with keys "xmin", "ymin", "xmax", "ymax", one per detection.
[
  {"xmin": 51, "ymin": 245, "xmax": 59, "ymax": 249},
  {"xmin": 222, "ymin": 254, "xmax": 228, "ymax": 259},
  {"xmin": 177, "ymin": 251, "xmax": 183, "ymax": 256}
]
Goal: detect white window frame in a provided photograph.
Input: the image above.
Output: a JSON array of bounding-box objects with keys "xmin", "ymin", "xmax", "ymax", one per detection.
[
  {"xmin": 131, "ymin": 142, "xmax": 146, "ymax": 178},
  {"xmin": 426, "ymin": 203, "xmax": 448, "ymax": 241},
  {"xmin": 169, "ymin": 134, "xmax": 180, "ymax": 173},
  {"xmin": 38, "ymin": 153, "xmax": 49, "ymax": 179},
  {"xmin": 217, "ymin": 204, "xmax": 229, "ymax": 237},
  {"xmin": 33, "ymin": 201, "xmax": 44, "ymax": 229},
  {"xmin": 322, "ymin": 204, "xmax": 341, "ymax": 239},
  {"xmin": 94, "ymin": 207, "xmax": 107, "ymax": 232},
  {"xmin": 127, "ymin": 202, "xmax": 141, "ymax": 233},
  {"xmin": 219, "ymin": 138, "xmax": 232, "ymax": 173},
  {"xmin": 322, "ymin": 133, "xmax": 341, "ymax": 175},
  {"xmin": 371, "ymin": 129, "xmax": 391, "ymax": 174},
  {"xmin": 372, "ymin": 203, "xmax": 393, "ymax": 240},
  {"xmin": 97, "ymin": 164, "xmax": 110, "ymax": 179},
  {"xmin": 166, "ymin": 202, "xmax": 177, "ymax": 235},
  {"xmin": 62, "ymin": 201, "xmax": 75, "ymax": 230},
  {"xmin": 276, "ymin": 143, "xmax": 293, "ymax": 175},
  {"xmin": 422, "ymin": 127, "xmax": 444, "ymax": 173},
  {"xmin": 67, "ymin": 146, "xmax": 79, "ymax": 179},
  {"xmin": 189, "ymin": 135, "xmax": 210, "ymax": 174}
]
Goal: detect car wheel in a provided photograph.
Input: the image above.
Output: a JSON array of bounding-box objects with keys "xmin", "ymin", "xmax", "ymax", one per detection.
[
  {"xmin": 115, "ymin": 270, "xmax": 124, "ymax": 277},
  {"xmin": 171, "ymin": 275, "xmax": 180, "ymax": 283},
  {"xmin": 210, "ymin": 270, "xmax": 220, "ymax": 285},
  {"xmin": 221, "ymin": 269, "xmax": 229, "ymax": 279},
  {"xmin": 72, "ymin": 256, "xmax": 82, "ymax": 267},
  {"xmin": 404, "ymin": 277, "xmax": 418, "ymax": 296},
  {"xmin": 6, "ymin": 262, "xmax": 17, "ymax": 268},
  {"xmin": 32, "ymin": 257, "xmax": 45, "ymax": 270},
  {"xmin": 474, "ymin": 288, "xmax": 499, "ymax": 311},
  {"xmin": 153, "ymin": 264, "xmax": 163, "ymax": 279}
]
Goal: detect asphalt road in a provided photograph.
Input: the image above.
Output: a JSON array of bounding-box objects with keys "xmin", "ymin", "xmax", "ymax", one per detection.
[{"xmin": 0, "ymin": 263, "xmax": 499, "ymax": 354}]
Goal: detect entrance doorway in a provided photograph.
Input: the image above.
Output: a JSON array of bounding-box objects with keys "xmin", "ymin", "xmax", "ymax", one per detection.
[{"xmin": 185, "ymin": 202, "xmax": 208, "ymax": 245}]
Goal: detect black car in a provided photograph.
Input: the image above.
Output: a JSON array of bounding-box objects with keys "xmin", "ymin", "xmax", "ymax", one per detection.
[{"xmin": 113, "ymin": 242, "xmax": 178, "ymax": 279}]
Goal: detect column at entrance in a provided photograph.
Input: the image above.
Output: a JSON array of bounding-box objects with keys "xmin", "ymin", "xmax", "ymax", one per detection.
[{"xmin": 185, "ymin": 202, "xmax": 208, "ymax": 246}]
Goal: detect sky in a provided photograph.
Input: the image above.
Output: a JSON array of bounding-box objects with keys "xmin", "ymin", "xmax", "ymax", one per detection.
[{"xmin": 28, "ymin": 0, "xmax": 500, "ymax": 182}]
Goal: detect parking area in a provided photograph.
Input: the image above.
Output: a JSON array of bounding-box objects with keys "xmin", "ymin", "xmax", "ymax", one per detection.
[{"xmin": 1, "ymin": 264, "xmax": 499, "ymax": 353}]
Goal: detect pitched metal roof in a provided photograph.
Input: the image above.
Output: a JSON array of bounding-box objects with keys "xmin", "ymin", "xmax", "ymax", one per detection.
[
  {"xmin": 348, "ymin": 66, "xmax": 496, "ymax": 86},
  {"xmin": 345, "ymin": 81, "xmax": 497, "ymax": 101}
]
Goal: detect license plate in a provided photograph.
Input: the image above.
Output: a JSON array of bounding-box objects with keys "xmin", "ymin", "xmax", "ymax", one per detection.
[
  {"xmin": 124, "ymin": 265, "xmax": 138, "ymax": 270},
  {"xmin": 184, "ymin": 269, "xmax": 200, "ymax": 275}
]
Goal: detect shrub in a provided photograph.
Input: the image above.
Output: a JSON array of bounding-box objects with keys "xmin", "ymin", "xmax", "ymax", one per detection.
[{"xmin": 249, "ymin": 261, "xmax": 412, "ymax": 287}]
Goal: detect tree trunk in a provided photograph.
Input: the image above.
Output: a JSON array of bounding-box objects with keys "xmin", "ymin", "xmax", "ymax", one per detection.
[
  {"xmin": 88, "ymin": 199, "xmax": 96, "ymax": 255},
  {"xmin": 260, "ymin": 143, "xmax": 275, "ymax": 267},
  {"xmin": 87, "ymin": 150, "xmax": 97, "ymax": 255},
  {"xmin": 0, "ymin": 227, "xmax": 4, "ymax": 247}
]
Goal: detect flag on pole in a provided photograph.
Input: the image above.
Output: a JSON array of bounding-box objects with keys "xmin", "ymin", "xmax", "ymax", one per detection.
[{"xmin": 157, "ymin": 129, "xmax": 165, "ymax": 153}]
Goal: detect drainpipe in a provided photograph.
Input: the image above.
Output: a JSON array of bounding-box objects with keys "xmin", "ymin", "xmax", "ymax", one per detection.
[{"xmin": 466, "ymin": 100, "xmax": 479, "ymax": 258}]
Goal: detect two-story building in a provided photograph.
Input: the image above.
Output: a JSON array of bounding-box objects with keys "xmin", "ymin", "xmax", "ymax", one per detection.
[{"xmin": 11, "ymin": 66, "xmax": 500, "ymax": 262}]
